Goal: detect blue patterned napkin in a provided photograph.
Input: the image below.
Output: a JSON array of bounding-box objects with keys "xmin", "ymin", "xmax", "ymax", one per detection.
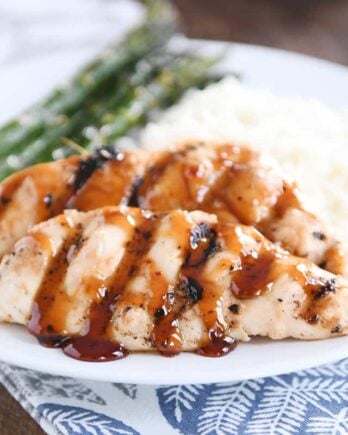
[
  {"xmin": 1, "ymin": 1, "xmax": 347, "ymax": 434},
  {"xmin": 1, "ymin": 359, "xmax": 347, "ymax": 434}
]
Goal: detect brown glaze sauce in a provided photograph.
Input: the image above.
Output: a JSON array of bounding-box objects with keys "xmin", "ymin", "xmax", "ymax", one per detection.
[
  {"xmin": 198, "ymin": 146, "xmax": 263, "ymax": 223},
  {"xmin": 150, "ymin": 214, "xmax": 237, "ymax": 358},
  {"xmin": 1, "ymin": 143, "xmax": 343, "ymax": 274},
  {"xmin": 220, "ymin": 225, "xmax": 278, "ymax": 299},
  {"xmin": 196, "ymin": 332, "xmax": 238, "ymax": 357},
  {"xmin": 28, "ymin": 216, "xmax": 83, "ymax": 346},
  {"xmin": 324, "ymin": 245, "xmax": 345, "ymax": 276},
  {"xmin": 231, "ymin": 249, "xmax": 276, "ymax": 299},
  {"xmin": 25, "ymin": 208, "xmax": 339, "ymax": 362},
  {"xmin": 136, "ymin": 150, "xmax": 194, "ymax": 210},
  {"xmin": 273, "ymin": 182, "xmax": 302, "ymax": 217},
  {"xmin": 181, "ymin": 221, "xmax": 238, "ymax": 357},
  {"xmin": 0, "ymin": 157, "xmax": 80, "ymax": 255},
  {"xmin": 134, "ymin": 143, "xmax": 344, "ymax": 275},
  {"xmin": 0, "ymin": 173, "xmax": 27, "ymax": 215},
  {"xmin": 66, "ymin": 155, "xmax": 145, "ymax": 211},
  {"xmin": 150, "ymin": 212, "xmax": 193, "ymax": 356},
  {"xmin": 222, "ymin": 224, "xmax": 340, "ymax": 327},
  {"xmin": 135, "ymin": 144, "xmax": 253, "ymax": 216},
  {"xmin": 1, "ymin": 144, "xmax": 343, "ymax": 361},
  {"xmin": 62, "ymin": 211, "xmax": 139, "ymax": 362},
  {"xmin": 29, "ymin": 209, "xmax": 163, "ymax": 361},
  {"xmin": 290, "ymin": 264, "xmax": 338, "ymax": 326}
]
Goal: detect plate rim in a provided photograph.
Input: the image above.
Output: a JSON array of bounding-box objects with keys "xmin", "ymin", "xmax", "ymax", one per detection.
[
  {"xmin": 0, "ymin": 39, "xmax": 347, "ymax": 384},
  {"xmin": 0, "ymin": 326, "xmax": 347, "ymax": 384}
]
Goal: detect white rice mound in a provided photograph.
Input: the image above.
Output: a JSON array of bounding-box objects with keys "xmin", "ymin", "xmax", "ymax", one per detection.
[{"xmin": 140, "ymin": 77, "xmax": 348, "ymax": 245}]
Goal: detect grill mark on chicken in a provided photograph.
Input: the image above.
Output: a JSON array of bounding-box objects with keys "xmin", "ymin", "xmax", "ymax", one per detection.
[
  {"xmin": 152, "ymin": 219, "xmax": 225, "ymax": 356},
  {"xmin": 127, "ymin": 176, "xmax": 144, "ymax": 207},
  {"xmin": 27, "ymin": 208, "xmax": 163, "ymax": 361},
  {"xmin": 0, "ymin": 142, "xmax": 345, "ymax": 275},
  {"xmin": 0, "ymin": 207, "xmax": 347, "ymax": 360},
  {"xmin": 72, "ymin": 146, "xmax": 121, "ymax": 192},
  {"xmin": 63, "ymin": 209, "xmax": 160, "ymax": 362},
  {"xmin": 66, "ymin": 146, "xmax": 126, "ymax": 210},
  {"xmin": 183, "ymin": 227, "xmax": 239, "ymax": 357},
  {"xmin": 296, "ymin": 275, "xmax": 338, "ymax": 326},
  {"xmin": 28, "ymin": 216, "xmax": 84, "ymax": 346},
  {"xmin": 216, "ymin": 224, "xmax": 344, "ymax": 333},
  {"xmin": 125, "ymin": 211, "xmax": 192, "ymax": 356},
  {"xmin": 151, "ymin": 215, "xmax": 221, "ymax": 356},
  {"xmin": 135, "ymin": 150, "xmax": 192, "ymax": 208},
  {"xmin": 155, "ymin": 221, "xmax": 237, "ymax": 358},
  {"xmin": 186, "ymin": 223, "xmax": 219, "ymax": 267},
  {"xmin": 197, "ymin": 145, "xmax": 259, "ymax": 222}
]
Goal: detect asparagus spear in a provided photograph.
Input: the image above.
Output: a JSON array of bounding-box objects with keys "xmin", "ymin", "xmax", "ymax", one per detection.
[
  {"xmin": 0, "ymin": 0, "xmax": 176, "ymax": 157},
  {"xmin": 0, "ymin": 53, "xmax": 177, "ymax": 178},
  {"xmin": 73, "ymin": 53, "xmax": 180, "ymax": 145},
  {"xmin": 86, "ymin": 55, "xmax": 218, "ymax": 148},
  {"xmin": 0, "ymin": 54, "xmax": 219, "ymax": 180}
]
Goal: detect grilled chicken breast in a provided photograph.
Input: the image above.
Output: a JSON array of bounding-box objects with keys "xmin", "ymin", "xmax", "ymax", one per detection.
[
  {"xmin": 0, "ymin": 207, "xmax": 346, "ymax": 361},
  {"xmin": 0, "ymin": 142, "xmax": 344, "ymax": 275}
]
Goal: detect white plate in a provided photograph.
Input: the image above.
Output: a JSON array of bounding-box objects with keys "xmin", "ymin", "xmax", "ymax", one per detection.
[{"xmin": 0, "ymin": 40, "xmax": 348, "ymax": 384}]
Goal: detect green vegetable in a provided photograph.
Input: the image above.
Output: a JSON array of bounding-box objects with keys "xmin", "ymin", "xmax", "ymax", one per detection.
[
  {"xmin": 0, "ymin": 0, "xmax": 176, "ymax": 160},
  {"xmin": 86, "ymin": 56, "xmax": 219, "ymax": 148},
  {"xmin": 0, "ymin": 0, "xmax": 223, "ymax": 182}
]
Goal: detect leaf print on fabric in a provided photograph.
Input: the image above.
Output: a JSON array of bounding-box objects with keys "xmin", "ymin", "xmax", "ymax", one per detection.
[
  {"xmin": 2, "ymin": 358, "xmax": 348, "ymax": 435},
  {"xmin": 163, "ymin": 384, "xmax": 205, "ymax": 422},
  {"xmin": 246, "ymin": 378, "xmax": 307, "ymax": 434},
  {"xmin": 247, "ymin": 374, "xmax": 348, "ymax": 434},
  {"xmin": 298, "ymin": 359, "xmax": 348, "ymax": 378},
  {"xmin": 113, "ymin": 384, "xmax": 138, "ymax": 400},
  {"xmin": 38, "ymin": 403, "xmax": 140, "ymax": 435},
  {"xmin": 307, "ymin": 408, "xmax": 348, "ymax": 435},
  {"xmin": 2, "ymin": 365, "xmax": 105, "ymax": 405},
  {"xmin": 292, "ymin": 378, "xmax": 348, "ymax": 403},
  {"xmin": 157, "ymin": 381, "xmax": 264, "ymax": 434},
  {"xmin": 198, "ymin": 380, "xmax": 264, "ymax": 435},
  {"xmin": 157, "ymin": 384, "xmax": 207, "ymax": 431}
]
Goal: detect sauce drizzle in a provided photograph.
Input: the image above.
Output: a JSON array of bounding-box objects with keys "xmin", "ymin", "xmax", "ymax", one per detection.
[
  {"xmin": 23, "ymin": 212, "xmax": 340, "ymax": 362},
  {"xmin": 28, "ymin": 216, "xmax": 83, "ymax": 347},
  {"xmin": 29, "ymin": 209, "xmax": 163, "ymax": 361},
  {"xmin": 0, "ymin": 143, "xmax": 343, "ymax": 274}
]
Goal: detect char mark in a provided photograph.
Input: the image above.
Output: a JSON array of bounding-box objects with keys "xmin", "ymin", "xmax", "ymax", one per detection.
[
  {"xmin": 229, "ymin": 304, "xmax": 240, "ymax": 314},
  {"xmin": 190, "ymin": 223, "xmax": 212, "ymax": 250},
  {"xmin": 179, "ymin": 276, "xmax": 203, "ymax": 303},
  {"xmin": 185, "ymin": 223, "xmax": 219, "ymax": 267},
  {"xmin": 127, "ymin": 176, "xmax": 143, "ymax": 207},
  {"xmin": 73, "ymin": 145, "xmax": 122, "ymax": 191},
  {"xmin": 1, "ymin": 197, "xmax": 11, "ymax": 206},
  {"xmin": 307, "ymin": 314, "xmax": 320, "ymax": 324},
  {"xmin": 312, "ymin": 231, "xmax": 326, "ymax": 241},
  {"xmin": 155, "ymin": 308, "xmax": 166, "ymax": 318},
  {"xmin": 331, "ymin": 325, "xmax": 341, "ymax": 334},
  {"xmin": 314, "ymin": 278, "xmax": 336, "ymax": 299}
]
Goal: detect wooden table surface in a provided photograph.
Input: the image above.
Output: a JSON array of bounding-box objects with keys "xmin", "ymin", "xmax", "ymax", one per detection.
[{"xmin": 1, "ymin": 0, "xmax": 348, "ymax": 433}]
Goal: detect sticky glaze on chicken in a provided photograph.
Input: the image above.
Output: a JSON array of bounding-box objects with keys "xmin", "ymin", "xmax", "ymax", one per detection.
[
  {"xmin": 0, "ymin": 142, "xmax": 344, "ymax": 274},
  {"xmin": 0, "ymin": 207, "xmax": 346, "ymax": 361}
]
